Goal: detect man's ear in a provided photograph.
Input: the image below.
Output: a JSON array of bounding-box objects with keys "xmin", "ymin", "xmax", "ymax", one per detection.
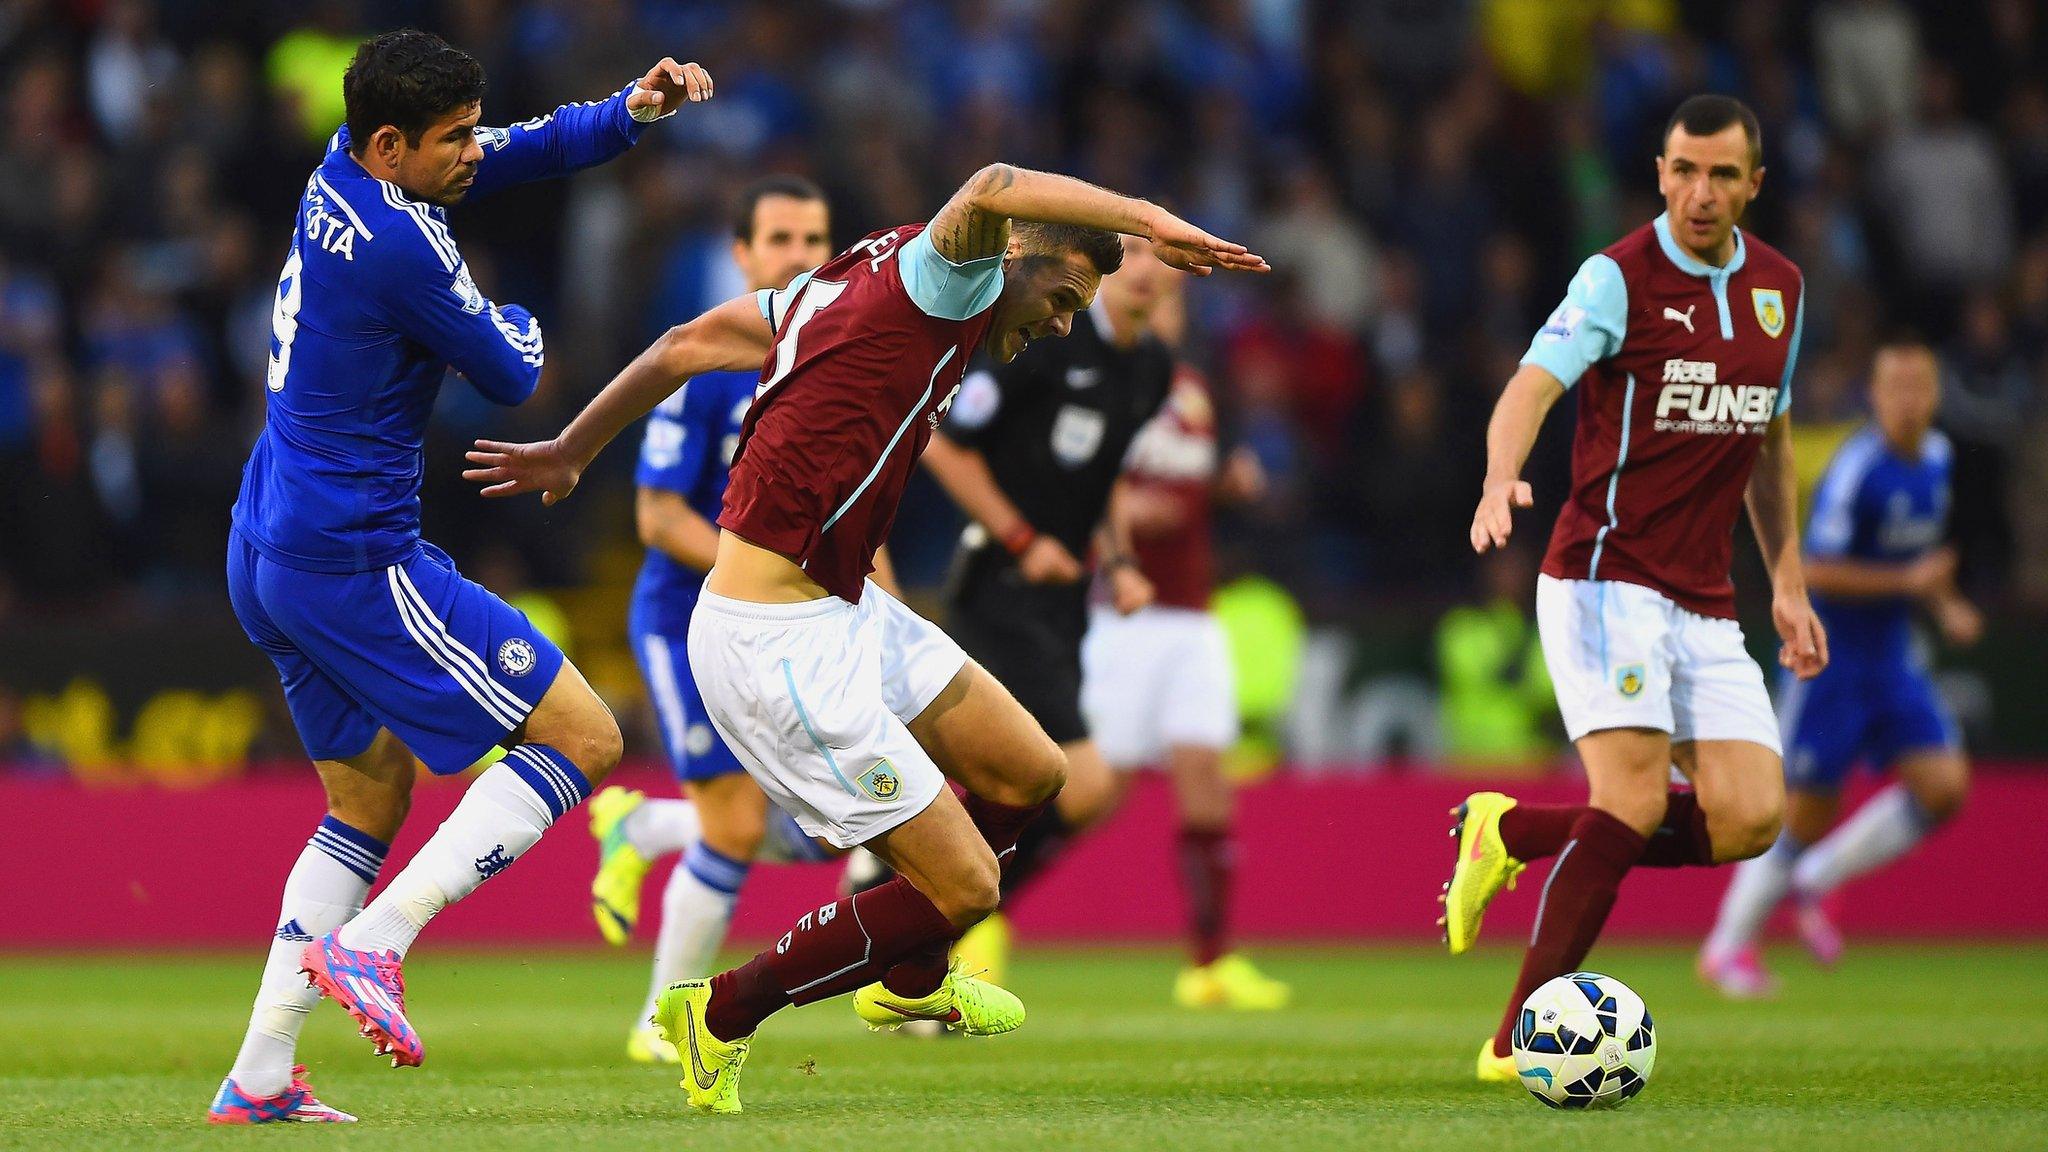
[
  {"xmin": 369, "ymin": 125, "xmax": 406, "ymax": 164},
  {"xmin": 1004, "ymin": 234, "xmax": 1024, "ymax": 262}
]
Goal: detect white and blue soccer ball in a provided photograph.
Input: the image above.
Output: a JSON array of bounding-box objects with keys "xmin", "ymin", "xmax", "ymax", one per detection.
[{"xmin": 1510, "ymin": 971, "xmax": 1656, "ymax": 1109}]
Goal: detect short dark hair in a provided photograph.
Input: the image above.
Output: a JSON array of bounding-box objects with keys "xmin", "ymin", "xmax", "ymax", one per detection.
[
  {"xmin": 732, "ymin": 175, "xmax": 828, "ymax": 241},
  {"xmin": 344, "ymin": 29, "xmax": 486, "ymax": 151},
  {"xmin": 1011, "ymin": 221, "xmax": 1124, "ymax": 277},
  {"xmin": 1663, "ymin": 94, "xmax": 1762, "ymax": 170}
]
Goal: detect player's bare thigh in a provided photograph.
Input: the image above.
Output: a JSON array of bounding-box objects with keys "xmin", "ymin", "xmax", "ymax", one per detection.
[
  {"xmin": 1672, "ymin": 739, "xmax": 1785, "ymax": 862},
  {"xmin": 507, "ymin": 659, "xmax": 624, "ymax": 784},
  {"xmin": 687, "ymin": 771, "xmax": 772, "ymax": 861},
  {"xmin": 316, "ymin": 729, "xmax": 418, "ymax": 843},
  {"xmin": 1895, "ymin": 747, "xmax": 1970, "ymax": 821},
  {"xmin": 905, "ymin": 660, "xmax": 1066, "ymax": 808},
  {"xmin": 1575, "ymin": 726, "xmax": 1674, "ymax": 836}
]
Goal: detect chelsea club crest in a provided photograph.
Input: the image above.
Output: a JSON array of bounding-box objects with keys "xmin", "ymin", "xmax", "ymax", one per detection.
[{"xmin": 498, "ymin": 637, "xmax": 537, "ymax": 677}]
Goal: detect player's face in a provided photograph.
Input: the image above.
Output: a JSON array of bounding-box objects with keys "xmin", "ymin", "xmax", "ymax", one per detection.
[
  {"xmin": 733, "ymin": 196, "xmax": 831, "ymax": 293},
  {"xmin": 988, "ymin": 250, "xmax": 1102, "ymax": 363},
  {"xmin": 1098, "ymin": 236, "xmax": 1175, "ymax": 326},
  {"xmin": 1655, "ymin": 124, "xmax": 1763, "ymax": 262},
  {"xmin": 390, "ymin": 101, "xmax": 485, "ymax": 207},
  {"xmin": 1870, "ymin": 346, "xmax": 1940, "ymax": 447}
]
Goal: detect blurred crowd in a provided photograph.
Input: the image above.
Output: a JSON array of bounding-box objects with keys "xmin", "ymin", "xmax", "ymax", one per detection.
[{"xmin": 3, "ymin": 0, "xmax": 2047, "ymax": 626}]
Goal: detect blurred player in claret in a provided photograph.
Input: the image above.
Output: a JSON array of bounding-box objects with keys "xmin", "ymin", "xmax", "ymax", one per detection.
[
  {"xmin": 581, "ymin": 177, "xmax": 853, "ymax": 1064},
  {"xmin": 467, "ymin": 164, "xmax": 1267, "ymax": 1112},
  {"xmin": 210, "ymin": 30, "xmax": 709, "ymax": 1123},
  {"xmin": 1702, "ymin": 340, "xmax": 1978, "ymax": 996},
  {"xmin": 1080, "ymin": 284, "xmax": 1286, "ymax": 1010},
  {"xmin": 1442, "ymin": 94, "xmax": 1828, "ymax": 1084}
]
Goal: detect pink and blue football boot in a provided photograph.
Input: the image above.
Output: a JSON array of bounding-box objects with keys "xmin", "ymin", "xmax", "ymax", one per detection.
[
  {"xmin": 207, "ymin": 1065, "xmax": 355, "ymax": 1124},
  {"xmin": 301, "ymin": 933, "xmax": 425, "ymax": 1067}
]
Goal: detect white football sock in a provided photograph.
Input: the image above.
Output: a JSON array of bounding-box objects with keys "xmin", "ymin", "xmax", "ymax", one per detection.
[
  {"xmin": 337, "ymin": 748, "xmax": 588, "ymax": 958},
  {"xmin": 1792, "ymin": 785, "xmax": 1935, "ymax": 898},
  {"xmin": 638, "ymin": 842, "xmax": 747, "ymax": 1025},
  {"xmin": 622, "ymin": 797, "xmax": 701, "ymax": 859},
  {"xmin": 228, "ymin": 817, "xmax": 388, "ymax": 1096},
  {"xmin": 1703, "ymin": 832, "xmax": 1800, "ymax": 960}
]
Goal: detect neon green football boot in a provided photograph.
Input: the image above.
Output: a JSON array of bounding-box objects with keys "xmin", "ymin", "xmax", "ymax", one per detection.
[
  {"xmin": 1174, "ymin": 952, "xmax": 1292, "ymax": 1010},
  {"xmin": 1439, "ymin": 792, "xmax": 1526, "ymax": 955},
  {"xmin": 853, "ymin": 958, "xmax": 1026, "ymax": 1036},
  {"xmin": 627, "ymin": 1024, "xmax": 680, "ymax": 1065},
  {"xmin": 652, "ymin": 980, "xmax": 751, "ymax": 1114},
  {"xmin": 589, "ymin": 786, "xmax": 655, "ymax": 946},
  {"xmin": 1477, "ymin": 1038, "xmax": 1519, "ymax": 1084}
]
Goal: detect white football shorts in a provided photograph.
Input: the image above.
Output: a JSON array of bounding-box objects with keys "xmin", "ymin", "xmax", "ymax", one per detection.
[
  {"xmin": 1535, "ymin": 574, "xmax": 1780, "ymax": 752},
  {"xmin": 687, "ymin": 579, "xmax": 967, "ymax": 848},
  {"xmin": 1080, "ymin": 605, "xmax": 1240, "ymax": 769}
]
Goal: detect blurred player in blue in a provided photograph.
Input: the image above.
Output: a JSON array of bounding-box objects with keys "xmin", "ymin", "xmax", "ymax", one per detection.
[
  {"xmin": 210, "ymin": 30, "xmax": 711, "ymax": 1123},
  {"xmin": 1702, "ymin": 340, "xmax": 1980, "ymax": 997},
  {"xmin": 581, "ymin": 176, "xmax": 851, "ymax": 1064}
]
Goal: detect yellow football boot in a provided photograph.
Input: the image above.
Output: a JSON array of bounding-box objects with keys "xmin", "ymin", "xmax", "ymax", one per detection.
[
  {"xmin": 652, "ymin": 980, "xmax": 750, "ymax": 1114},
  {"xmin": 950, "ymin": 912, "xmax": 1011, "ymax": 989},
  {"xmin": 1477, "ymin": 1038, "xmax": 1519, "ymax": 1084},
  {"xmin": 1439, "ymin": 792, "xmax": 1526, "ymax": 955},
  {"xmin": 854, "ymin": 958, "xmax": 1025, "ymax": 1036},
  {"xmin": 589, "ymin": 786, "xmax": 654, "ymax": 946},
  {"xmin": 627, "ymin": 1024, "xmax": 680, "ymax": 1065},
  {"xmin": 1174, "ymin": 952, "xmax": 1292, "ymax": 1010}
]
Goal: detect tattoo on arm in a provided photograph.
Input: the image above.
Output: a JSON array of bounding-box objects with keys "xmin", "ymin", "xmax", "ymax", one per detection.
[{"xmin": 933, "ymin": 164, "xmax": 1016, "ymax": 263}]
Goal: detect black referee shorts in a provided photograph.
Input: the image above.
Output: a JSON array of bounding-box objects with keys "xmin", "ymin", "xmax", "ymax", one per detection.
[{"xmin": 944, "ymin": 557, "xmax": 1090, "ymax": 746}]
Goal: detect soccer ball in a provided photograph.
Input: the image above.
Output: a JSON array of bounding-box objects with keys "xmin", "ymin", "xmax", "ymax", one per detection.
[{"xmin": 1510, "ymin": 971, "xmax": 1656, "ymax": 1109}]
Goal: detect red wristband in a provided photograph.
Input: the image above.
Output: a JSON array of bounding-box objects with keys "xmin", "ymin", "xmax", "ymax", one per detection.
[{"xmin": 998, "ymin": 521, "xmax": 1037, "ymax": 556}]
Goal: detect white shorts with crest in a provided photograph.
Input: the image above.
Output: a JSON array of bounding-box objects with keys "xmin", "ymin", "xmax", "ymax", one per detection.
[
  {"xmin": 1535, "ymin": 574, "xmax": 1780, "ymax": 752},
  {"xmin": 687, "ymin": 579, "xmax": 966, "ymax": 848}
]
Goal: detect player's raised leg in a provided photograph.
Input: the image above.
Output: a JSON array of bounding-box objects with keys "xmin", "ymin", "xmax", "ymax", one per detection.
[
  {"xmin": 211, "ymin": 733, "xmax": 413, "ymax": 1123},
  {"xmin": 307, "ymin": 647, "xmax": 618, "ymax": 1065}
]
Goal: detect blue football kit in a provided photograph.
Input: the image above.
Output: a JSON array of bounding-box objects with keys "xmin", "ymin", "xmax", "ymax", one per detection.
[
  {"xmin": 229, "ymin": 84, "xmax": 651, "ymax": 774},
  {"xmin": 626, "ymin": 370, "xmax": 756, "ymax": 782},
  {"xmin": 1779, "ymin": 425, "xmax": 1960, "ymax": 790}
]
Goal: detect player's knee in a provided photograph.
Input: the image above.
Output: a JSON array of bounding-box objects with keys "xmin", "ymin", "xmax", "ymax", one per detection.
[
  {"xmin": 564, "ymin": 712, "xmax": 626, "ymax": 785},
  {"xmin": 1009, "ymin": 737, "xmax": 1066, "ymax": 807},
  {"xmin": 933, "ymin": 855, "xmax": 1002, "ymax": 928},
  {"xmin": 1912, "ymin": 768, "xmax": 1969, "ymax": 824},
  {"xmin": 1716, "ymin": 793, "xmax": 1784, "ymax": 862}
]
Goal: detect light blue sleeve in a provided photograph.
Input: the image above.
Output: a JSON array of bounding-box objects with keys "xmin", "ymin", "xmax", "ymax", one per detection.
[
  {"xmin": 756, "ymin": 269, "xmax": 818, "ymax": 329},
  {"xmin": 897, "ymin": 229, "xmax": 1004, "ymax": 321},
  {"xmin": 1521, "ymin": 254, "xmax": 1628, "ymax": 388},
  {"xmin": 1805, "ymin": 433, "xmax": 1878, "ymax": 558},
  {"xmin": 1775, "ymin": 278, "xmax": 1805, "ymax": 417}
]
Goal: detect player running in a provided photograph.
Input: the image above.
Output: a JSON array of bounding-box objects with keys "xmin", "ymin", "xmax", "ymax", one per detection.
[
  {"xmin": 1443, "ymin": 94, "xmax": 1828, "ymax": 1083},
  {"xmin": 1081, "ymin": 358, "xmax": 1284, "ymax": 1008},
  {"xmin": 1700, "ymin": 340, "xmax": 1978, "ymax": 996},
  {"xmin": 210, "ymin": 31, "xmax": 707, "ymax": 1123},
  {"xmin": 466, "ymin": 163, "xmax": 1267, "ymax": 1112},
  {"xmin": 587, "ymin": 176, "xmax": 852, "ymax": 1063}
]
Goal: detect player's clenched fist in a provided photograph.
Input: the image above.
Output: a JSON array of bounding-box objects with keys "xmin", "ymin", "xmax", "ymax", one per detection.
[
  {"xmin": 1772, "ymin": 592, "xmax": 1830, "ymax": 680},
  {"xmin": 627, "ymin": 58, "xmax": 712, "ymax": 121},
  {"xmin": 1470, "ymin": 478, "xmax": 1533, "ymax": 553}
]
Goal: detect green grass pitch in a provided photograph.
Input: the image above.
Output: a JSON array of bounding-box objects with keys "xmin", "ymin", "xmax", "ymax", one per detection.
[{"xmin": 1, "ymin": 944, "xmax": 2043, "ymax": 1150}]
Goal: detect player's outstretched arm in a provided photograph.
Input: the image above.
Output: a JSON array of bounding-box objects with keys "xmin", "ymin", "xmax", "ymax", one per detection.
[
  {"xmin": 466, "ymin": 59, "xmax": 711, "ymax": 198},
  {"xmin": 1746, "ymin": 414, "xmax": 1828, "ymax": 679},
  {"xmin": 465, "ymin": 294, "xmax": 772, "ymax": 504},
  {"xmin": 1471, "ymin": 364, "xmax": 1565, "ymax": 553},
  {"xmin": 927, "ymin": 164, "xmax": 1270, "ymax": 276}
]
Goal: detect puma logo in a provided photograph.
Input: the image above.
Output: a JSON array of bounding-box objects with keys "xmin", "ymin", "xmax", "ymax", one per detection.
[{"xmin": 1664, "ymin": 305, "xmax": 1696, "ymax": 334}]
